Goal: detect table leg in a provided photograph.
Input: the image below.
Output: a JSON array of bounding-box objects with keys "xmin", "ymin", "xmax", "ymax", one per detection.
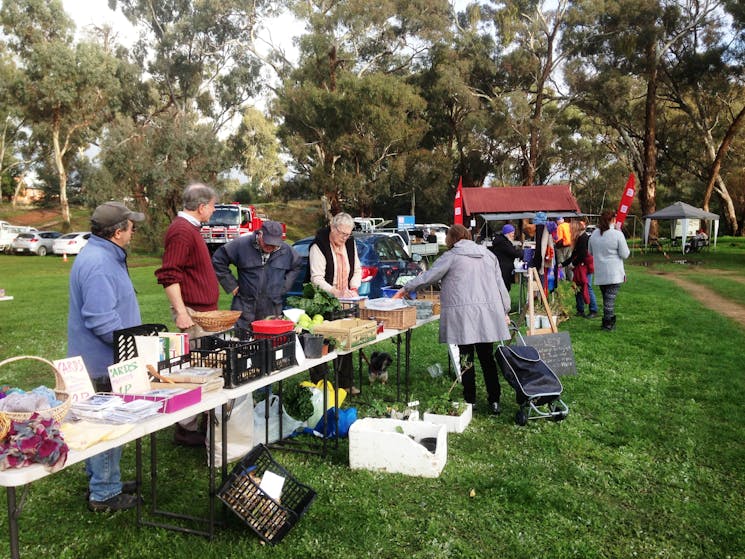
[
  {"xmin": 6, "ymin": 487, "xmax": 19, "ymax": 559},
  {"xmin": 404, "ymin": 329, "xmax": 412, "ymax": 403},
  {"xmin": 207, "ymin": 407, "xmax": 217, "ymax": 539},
  {"xmin": 394, "ymin": 333, "xmax": 402, "ymax": 402},
  {"xmin": 136, "ymin": 437, "xmax": 143, "ymax": 525}
]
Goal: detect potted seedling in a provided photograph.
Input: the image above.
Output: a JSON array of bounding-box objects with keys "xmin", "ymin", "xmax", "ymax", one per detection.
[{"xmin": 423, "ymin": 379, "xmax": 472, "ymax": 433}]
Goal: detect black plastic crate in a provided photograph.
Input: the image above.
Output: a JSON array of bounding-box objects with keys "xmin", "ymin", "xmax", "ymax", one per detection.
[
  {"xmin": 217, "ymin": 444, "xmax": 316, "ymax": 545},
  {"xmin": 113, "ymin": 323, "xmax": 167, "ymax": 363},
  {"xmin": 264, "ymin": 331, "xmax": 297, "ymax": 373},
  {"xmin": 323, "ymin": 303, "xmax": 359, "ymax": 321},
  {"xmin": 156, "ymin": 353, "xmax": 191, "ymax": 373},
  {"xmin": 190, "ymin": 332, "xmax": 267, "ymax": 388}
]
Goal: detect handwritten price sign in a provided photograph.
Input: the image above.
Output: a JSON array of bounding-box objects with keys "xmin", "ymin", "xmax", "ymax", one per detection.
[
  {"xmin": 53, "ymin": 356, "xmax": 95, "ymax": 402},
  {"xmin": 107, "ymin": 357, "xmax": 151, "ymax": 394}
]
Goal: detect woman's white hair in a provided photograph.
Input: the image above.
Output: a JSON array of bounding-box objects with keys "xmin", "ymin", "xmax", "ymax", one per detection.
[{"xmin": 331, "ymin": 212, "xmax": 354, "ymax": 229}]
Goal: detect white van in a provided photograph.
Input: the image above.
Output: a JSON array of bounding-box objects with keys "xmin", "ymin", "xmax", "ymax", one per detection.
[{"xmin": 0, "ymin": 221, "xmax": 38, "ymax": 253}]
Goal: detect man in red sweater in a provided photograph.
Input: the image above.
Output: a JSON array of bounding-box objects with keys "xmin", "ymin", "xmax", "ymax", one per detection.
[
  {"xmin": 155, "ymin": 182, "xmax": 219, "ymax": 446},
  {"xmin": 155, "ymin": 182, "xmax": 220, "ymax": 335}
]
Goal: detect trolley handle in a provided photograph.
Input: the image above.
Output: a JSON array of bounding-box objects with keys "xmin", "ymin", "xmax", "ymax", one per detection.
[{"xmin": 499, "ymin": 320, "xmax": 526, "ymax": 347}]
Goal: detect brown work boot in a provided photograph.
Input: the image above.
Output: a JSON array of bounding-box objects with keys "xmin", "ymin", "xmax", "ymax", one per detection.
[{"xmin": 88, "ymin": 493, "xmax": 140, "ymax": 513}]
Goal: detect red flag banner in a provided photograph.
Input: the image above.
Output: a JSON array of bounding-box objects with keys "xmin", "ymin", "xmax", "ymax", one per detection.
[
  {"xmin": 454, "ymin": 177, "xmax": 463, "ymax": 225},
  {"xmin": 615, "ymin": 173, "xmax": 636, "ymax": 229}
]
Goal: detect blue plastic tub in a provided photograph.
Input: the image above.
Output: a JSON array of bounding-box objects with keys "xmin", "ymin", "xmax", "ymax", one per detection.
[{"xmin": 381, "ymin": 286, "xmax": 416, "ymax": 299}]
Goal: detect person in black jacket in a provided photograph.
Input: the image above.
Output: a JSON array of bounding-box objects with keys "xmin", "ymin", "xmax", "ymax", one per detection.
[
  {"xmin": 212, "ymin": 221, "xmax": 302, "ymax": 329},
  {"xmin": 490, "ymin": 224, "xmax": 524, "ymax": 292},
  {"xmin": 308, "ymin": 212, "xmax": 361, "ymax": 394},
  {"xmin": 562, "ymin": 221, "xmax": 598, "ymax": 318}
]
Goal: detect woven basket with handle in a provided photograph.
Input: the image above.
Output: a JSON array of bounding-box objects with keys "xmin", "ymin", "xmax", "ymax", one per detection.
[
  {"xmin": 190, "ymin": 310, "xmax": 242, "ymax": 332},
  {"xmin": 0, "ymin": 355, "xmax": 71, "ymax": 424}
]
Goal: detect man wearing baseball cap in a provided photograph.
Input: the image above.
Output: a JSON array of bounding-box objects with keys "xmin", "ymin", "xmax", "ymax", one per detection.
[
  {"xmin": 67, "ymin": 201, "xmax": 144, "ymax": 511},
  {"xmin": 212, "ymin": 220, "xmax": 302, "ymax": 329},
  {"xmin": 490, "ymin": 223, "xmax": 524, "ymax": 292}
]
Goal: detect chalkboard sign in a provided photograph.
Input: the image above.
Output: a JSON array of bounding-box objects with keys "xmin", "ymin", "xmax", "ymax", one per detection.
[{"xmin": 518, "ymin": 331, "xmax": 577, "ymax": 376}]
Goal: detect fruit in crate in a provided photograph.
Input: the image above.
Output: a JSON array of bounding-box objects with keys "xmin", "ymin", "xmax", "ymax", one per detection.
[{"xmin": 312, "ymin": 314, "xmax": 324, "ymax": 324}]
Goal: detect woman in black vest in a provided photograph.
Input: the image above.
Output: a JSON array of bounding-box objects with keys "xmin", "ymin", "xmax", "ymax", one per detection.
[{"xmin": 309, "ymin": 212, "xmax": 361, "ymax": 393}]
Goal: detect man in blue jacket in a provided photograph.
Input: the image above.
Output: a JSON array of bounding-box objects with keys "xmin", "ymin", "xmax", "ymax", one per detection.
[
  {"xmin": 212, "ymin": 221, "xmax": 302, "ymax": 329},
  {"xmin": 67, "ymin": 201, "xmax": 144, "ymax": 512}
]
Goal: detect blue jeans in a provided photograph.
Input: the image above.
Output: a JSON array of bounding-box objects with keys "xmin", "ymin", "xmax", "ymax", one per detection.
[
  {"xmin": 576, "ymin": 273, "xmax": 598, "ymax": 314},
  {"xmin": 85, "ymin": 447, "xmax": 123, "ymax": 502}
]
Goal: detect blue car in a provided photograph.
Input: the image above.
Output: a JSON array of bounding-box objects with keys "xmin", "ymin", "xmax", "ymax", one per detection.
[{"xmin": 287, "ymin": 233, "xmax": 424, "ymax": 300}]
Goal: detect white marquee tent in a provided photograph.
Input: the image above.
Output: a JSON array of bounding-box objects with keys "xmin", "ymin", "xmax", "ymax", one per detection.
[{"xmin": 643, "ymin": 201, "xmax": 719, "ymax": 253}]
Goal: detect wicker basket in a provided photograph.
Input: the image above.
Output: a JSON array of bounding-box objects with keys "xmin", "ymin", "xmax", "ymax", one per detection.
[
  {"xmin": 0, "ymin": 355, "xmax": 71, "ymax": 424},
  {"xmin": 189, "ymin": 310, "xmax": 242, "ymax": 332},
  {"xmin": 359, "ymin": 305, "xmax": 417, "ymax": 330}
]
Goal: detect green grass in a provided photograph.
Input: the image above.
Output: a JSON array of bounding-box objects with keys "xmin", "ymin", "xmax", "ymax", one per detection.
[{"xmin": 1, "ymin": 251, "xmax": 745, "ymax": 558}]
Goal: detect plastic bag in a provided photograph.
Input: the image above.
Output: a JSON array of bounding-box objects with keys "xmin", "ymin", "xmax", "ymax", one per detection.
[
  {"xmin": 299, "ymin": 379, "xmax": 347, "ymax": 428},
  {"xmin": 205, "ymin": 394, "xmax": 254, "ymax": 467},
  {"xmin": 253, "ymin": 394, "xmax": 305, "ymax": 445},
  {"xmin": 309, "ymin": 407, "xmax": 357, "ymax": 438}
]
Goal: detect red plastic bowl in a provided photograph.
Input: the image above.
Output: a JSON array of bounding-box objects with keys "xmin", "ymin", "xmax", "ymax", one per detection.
[{"xmin": 251, "ymin": 319, "xmax": 295, "ymax": 335}]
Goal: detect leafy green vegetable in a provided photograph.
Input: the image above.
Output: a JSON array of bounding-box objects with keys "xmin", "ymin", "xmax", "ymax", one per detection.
[
  {"xmin": 287, "ymin": 283, "xmax": 341, "ymax": 316},
  {"xmin": 282, "ymin": 382, "xmax": 315, "ymax": 422}
]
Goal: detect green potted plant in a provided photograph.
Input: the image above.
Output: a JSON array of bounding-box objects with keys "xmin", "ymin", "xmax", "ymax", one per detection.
[{"xmin": 423, "ymin": 381, "xmax": 472, "ymax": 433}]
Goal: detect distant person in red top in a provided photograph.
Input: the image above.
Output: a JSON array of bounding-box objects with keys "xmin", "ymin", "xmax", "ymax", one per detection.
[
  {"xmin": 155, "ymin": 182, "xmax": 219, "ymax": 446},
  {"xmin": 155, "ymin": 183, "xmax": 220, "ymax": 337}
]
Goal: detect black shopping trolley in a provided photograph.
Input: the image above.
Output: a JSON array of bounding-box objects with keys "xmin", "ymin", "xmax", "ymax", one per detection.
[{"xmin": 495, "ymin": 327, "xmax": 569, "ymax": 426}]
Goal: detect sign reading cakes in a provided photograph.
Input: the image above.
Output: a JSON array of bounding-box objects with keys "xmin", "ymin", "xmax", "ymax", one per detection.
[
  {"xmin": 520, "ymin": 332, "xmax": 577, "ymax": 376},
  {"xmin": 107, "ymin": 357, "xmax": 151, "ymax": 394}
]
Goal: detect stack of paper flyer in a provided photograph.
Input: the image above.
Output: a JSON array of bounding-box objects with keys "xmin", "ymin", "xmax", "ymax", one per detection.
[
  {"xmin": 71, "ymin": 394, "xmax": 124, "ymax": 418},
  {"xmin": 102, "ymin": 399, "xmax": 163, "ymax": 423},
  {"xmin": 159, "ymin": 366, "xmax": 221, "ymax": 383},
  {"xmin": 71, "ymin": 394, "xmax": 162, "ymax": 423}
]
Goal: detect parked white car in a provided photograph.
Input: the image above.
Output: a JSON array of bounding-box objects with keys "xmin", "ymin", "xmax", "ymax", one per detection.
[
  {"xmin": 423, "ymin": 223, "xmax": 449, "ymax": 246},
  {"xmin": 53, "ymin": 232, "xmax": 91, "ymax": 255},
  {"xmin": 10, "ymin": 231, "xmax": 62, "ymax": 256}
]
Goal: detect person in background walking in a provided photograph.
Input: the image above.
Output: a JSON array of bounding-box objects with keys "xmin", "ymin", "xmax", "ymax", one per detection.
[
  {"xmin": 212, "ymin": 221, "xmax": 302, "ymax": 329},
  {"xmin": 554, "ymin": 216, "xmax": 573, "ymax": 281},
  {"xmin": 563, "ymin": 221, "xmax": 598, "ymax": 318},
  {"xmin": 589, "ymin": 210, "xmax": 630, "ymax": 331},
  {"xmin": 490, "ymin": 223, "xmax": 523, "ymax": 292},
  {"xmin": 68, "ymin": 201, "xmax": 145, "ymax": 512},
  {"xmin": 393, "ymin": 224, "xmax": 511, "ymax": 415},
  {"xmin": 155, "ymin": 182, "xmax": 220, "ymax": 445}
]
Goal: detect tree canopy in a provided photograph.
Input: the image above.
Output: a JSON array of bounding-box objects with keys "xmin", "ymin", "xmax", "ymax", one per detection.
[{"xmin": 0, "ymin": 0, "xmax": 743, "ymax": 235}]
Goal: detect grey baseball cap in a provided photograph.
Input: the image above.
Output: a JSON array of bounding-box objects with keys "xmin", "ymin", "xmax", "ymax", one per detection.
[
  {"xmin": 260, "ymin": 221, "xmax": 283, "ymax": 245},
  {"xmin": 91, "ymin": 201, "xmax": 145, "ymax": 227}
]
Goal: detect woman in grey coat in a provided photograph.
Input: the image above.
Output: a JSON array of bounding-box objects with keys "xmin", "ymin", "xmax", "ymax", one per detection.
[
  {"xmin": 588, "ymin": 210, "xmax": 630, "ymax": 330},
  {"xmin": 394, "ymin": 224, "xmax": 511, "ymax": 414}
]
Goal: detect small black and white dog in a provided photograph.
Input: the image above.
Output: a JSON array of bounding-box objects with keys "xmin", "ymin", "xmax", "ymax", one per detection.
[{"xmin": 368, "ymin": 351, "xmax": 393, "ymax": 384}]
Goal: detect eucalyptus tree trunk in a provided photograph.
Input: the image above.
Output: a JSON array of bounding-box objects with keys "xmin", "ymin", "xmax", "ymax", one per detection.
[
  {"xmin": 640, "ymin": 41, "xmax": 658, "ymax": 238},
  {"xmin": 52, "ymin": 124, "xmax": 71, "ymax": 231}
]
